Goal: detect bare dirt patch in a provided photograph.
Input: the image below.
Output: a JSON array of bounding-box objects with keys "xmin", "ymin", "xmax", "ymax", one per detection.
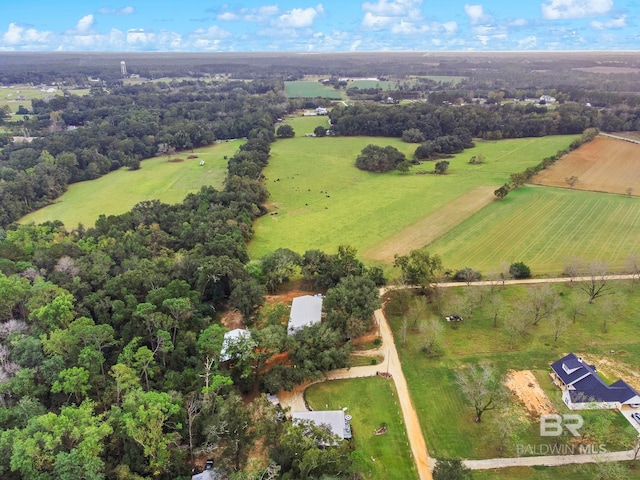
[
  {"xmin": 532, "ymin": 136, "xmax": 640, "ymax": 196},
  {"xmin": 363, "ymin": 185, "xmax": 495, "ymax": 263},
  {"xmin": 580, "ymin": 354, "xmax": 640, "ymax": 392},
  {"xmin": 504, "ymin": 370, "xmax": 557, "ymax": 417},
  {"xmin": 220, "ymin": 309, "xmax": 244, "ymax": 330}
]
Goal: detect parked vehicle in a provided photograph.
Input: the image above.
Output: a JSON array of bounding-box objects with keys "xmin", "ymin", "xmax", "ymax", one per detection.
[{"xmin": 445, "ymin": 314, "xmax": 463, "ymax": 322}]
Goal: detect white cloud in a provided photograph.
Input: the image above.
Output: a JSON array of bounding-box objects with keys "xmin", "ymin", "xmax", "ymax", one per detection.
[
  {"xmin": 217, "ymin": 5, "xmax": 280, "ymax": 23},
  {"xmin": 2, "ymin": 23, "xmax": 52, "ymax": 46},
  {"xmin": 190, "ymin": 25, "xmax": 232, "ymax": 39},
  {"xmin": 360, "ymin": 0, "xmax": 455, "ymax": 36},
  {"xmin": 542, "ymin": 0, "xmax": 613, "ymax": 20},
  {"xmin": 591, "ymin": 15, "xmax": 627, "ymax": 29},
  {"xmin": 362, "ymin": 0, "xmax": 422, "ymax": 16},
  {"xmin": 98, "ymin": 6, "xmax": 135, "ymax": 15},
  {"xmin": 464, "ymin": 4, "xmax": 487, "ymax": 24},
  {"xmin": 518, "ymin": 36, "xmax": 538, "ymax": 48},
  {"xmin": 350, "ymin": 39, "xmax": 362, "ymax": 51},
  {"xmin": 509, "ymin": 18, "xmax": 528, "ymax": 27},
  {"xmin": 76, "ymin": 14, "xmax": 95, "ymax": 33},
  {"xmin": 276, "ymin": 5, "xmax": 324, "ymax": 28}
]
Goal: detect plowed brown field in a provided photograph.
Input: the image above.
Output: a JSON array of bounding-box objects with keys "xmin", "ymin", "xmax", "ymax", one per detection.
[{"xmin": 532, "ymin": 135, "xmax": 640, "ymax": 196}]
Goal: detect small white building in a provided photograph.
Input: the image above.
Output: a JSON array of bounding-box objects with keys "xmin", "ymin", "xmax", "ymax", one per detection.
[
  {"xmin": 292, "ymin": 410, "xmax": 352, "ymax": 440},
  {"xmin": 220, "ymin": 328, "xmax": 252, "ymax": 362},
  {"xmin": 288, "ymin": 295, "xmax": 323, "ymax": 334}
]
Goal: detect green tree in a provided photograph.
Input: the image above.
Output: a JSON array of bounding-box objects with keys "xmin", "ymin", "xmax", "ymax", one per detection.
[
  {"xmin": 313, "ymin": 125, "xmax": 327, "ymax": 137},
  {"xmin": 394, "ymin": 249, "xmax": 443, "ymax": 291},
  {"xmin": 355, "ymin": 144, "xmax": 406, "ymax": 173},
  {"xmin": 432, "ymin": 459, "xmax": 473, "ymax": 480},
  {"xmin": 434, "ymin": 160, "xmax": 450, "ymax": 174},
  {"xmin": 121, "ymin": 389, "xmax": 182, "ymax": 478},
  {"xmin": 494, "ymin": 184, "xmax": 510, "ymax": 199},
  {"xmin": 261, "ymin": 248, "xmax": 301, "ymax": 294},
  {"xmin": 10, "ymin": 400, "xmax": 112, "ymax": 480},
  {"xmin": 274, "ymin": 420, "xmax": 353, "ymax": 479},
  {"xmin": 276, "ymin": 124, "xmax": 295, "ymax": 138},
  {"xmin": 229, "ymin": 277, "xmax": 266, "ymax": 324},
  {"xmin": 206, "ymin": 392, "xmax": 256, "ymax": 471},
  {"xmin": 402, "ymin": 128, "xmax": 426, "ymax": 143},
  {"xmin": 509, "ymin": 262, "xmax": 531, "ymax": 279},
  {"xmin": 324, "ymin": 275, "xmax": 381, "ymax": 337},
  {"xmin": 51, "ymin": 366, "xmax": 91, "ymax": 404}
]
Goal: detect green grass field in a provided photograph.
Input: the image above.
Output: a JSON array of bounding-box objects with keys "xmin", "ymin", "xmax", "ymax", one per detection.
[
  {"xmin": 248, "ymin": 130, "xmax": 579, "ymax": 270},
  {"xmin": 284, "ymin": 81, "xmax": 343, "ymax": 99},
  {"xmin": 305, "ymin": 377, "xmax": 417, "ymax": 480},
  {"xmin": 428, "ymin": 185, "xmax": 640, "ymax": 275},
  {"xmin": 19, "ymin": 141, "xmax": 241, "ymax": 228},
  {"xmin": 384, "ymin": 283, "xmax": 640, "ymax": 460}
]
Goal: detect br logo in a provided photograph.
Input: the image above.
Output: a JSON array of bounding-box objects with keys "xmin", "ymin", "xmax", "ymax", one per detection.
[{"xmin": 540, "ymin": 414, "xmax": 584, "ymax": 437}]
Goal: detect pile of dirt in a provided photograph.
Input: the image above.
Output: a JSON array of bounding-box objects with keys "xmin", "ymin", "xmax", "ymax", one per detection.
[
  {"xmin": 504, "ymin": 370, "xmax": 557, "ymax": 417},
  {"xmin": 169, "ymin": 158, "xmax": 184, "ymax": 162}
]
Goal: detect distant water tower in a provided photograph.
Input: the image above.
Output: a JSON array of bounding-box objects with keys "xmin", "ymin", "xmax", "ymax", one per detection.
[{"xmin": 120, "ymin": 61, "xmax": 127, "ymax": 76}]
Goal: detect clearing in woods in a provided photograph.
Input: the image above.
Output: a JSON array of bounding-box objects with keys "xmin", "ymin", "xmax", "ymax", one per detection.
[{"xmin": 532, "ymin": 135, "xmax": 640, "ymax": 196}]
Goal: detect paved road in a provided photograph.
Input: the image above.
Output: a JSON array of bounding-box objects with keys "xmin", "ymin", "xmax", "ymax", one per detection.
[{"xmin": 463, "ymin": 449, "xmax": 638, "ymax": 469}]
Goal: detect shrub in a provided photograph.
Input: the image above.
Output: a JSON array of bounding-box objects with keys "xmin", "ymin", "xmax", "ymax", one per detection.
[
  {"xmin": 509, "ymin": 262, "xmax": 531, "ymax": 279},
  {"xmin": 453, "ymin": 267, "xmax": 482, "ymax": 283}
]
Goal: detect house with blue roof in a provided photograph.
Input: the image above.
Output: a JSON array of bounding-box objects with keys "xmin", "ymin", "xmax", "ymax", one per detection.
[{"xmin": 550, "ymin": 353, "xmax": 640, "ymax": 411}]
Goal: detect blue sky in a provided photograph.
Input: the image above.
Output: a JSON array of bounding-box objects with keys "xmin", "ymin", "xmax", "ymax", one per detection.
[{"xmin": 1, "ymin": 0, "xmax": 638, "ymax": 52}]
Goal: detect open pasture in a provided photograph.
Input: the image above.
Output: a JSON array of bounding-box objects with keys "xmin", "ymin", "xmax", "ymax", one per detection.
[
  {"xmin": 19, "ymin": 140, "xmax": 240, "ymax": 228},
  {"xmin": 305, "ymin": 377, "xmax": 417, "ymax": 480},
  {"xmin": 284, "ymin": 81, "xmax": 343, "ymax": 99},
  {"xmin": 428, "ymin": 185, "xmax": 640, "ymax": 275},
  {"xmin": 533, "ymin": 135, "xmax": 640, "ymax": 196},
  {"xmin": 248, "ymin": 133, "xmax": 579, "ymax": 268}
]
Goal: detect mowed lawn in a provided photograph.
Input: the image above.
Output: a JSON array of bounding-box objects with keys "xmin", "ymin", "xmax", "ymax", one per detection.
[
  {"xmin": 249, "ymin": 124, "xmax": 578, "ymax": 267},
  {"xmin": 428, "ymin": 185, "xmax": 640, "ymax": 275},
  {"xmin": 305, "ymin": 377, "xmax": 417, "ymax": 480},
  {"xmin": 20, "ymin": 140, "xmax": 241, "ymax": 228}
]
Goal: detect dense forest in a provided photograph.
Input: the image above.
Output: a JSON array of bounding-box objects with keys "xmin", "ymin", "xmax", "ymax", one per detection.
[{"xmin": 2, "ymin": 53, "xmax": 640, "ymax": 478}]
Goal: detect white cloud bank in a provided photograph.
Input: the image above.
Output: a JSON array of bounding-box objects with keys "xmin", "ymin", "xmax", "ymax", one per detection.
[{"xmin": 542, "ymin": 0, "xmax": 613, "ymax": 20}]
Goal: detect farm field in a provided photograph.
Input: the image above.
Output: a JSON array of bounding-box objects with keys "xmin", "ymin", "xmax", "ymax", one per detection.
[
  {"xmin": 248, "ymin": 129, "xmax": 579, "ymax": 270},
  {"xmin": 533, "ymin": 135, "xmax": 640, "ymax": 196},
  {"xmin": 284, "ymin": 81, "xmax": 343, "ymax": 99},
  {"xmin": 428, "ymin": 185, "xmax": 640, "ymax": 275},
  {"xmin": 19, "ymin": 140, "xmax": 241, "ymax": 228},
  {"xmin": 382, "ymin": 283, "xmax": 640, "ymax": 460},
  {"xmin": 305, "ymin": 377, "xmax": 417, "ymax": 480}
]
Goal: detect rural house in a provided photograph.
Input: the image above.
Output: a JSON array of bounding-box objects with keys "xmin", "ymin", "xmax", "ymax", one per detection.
[
  {"xmin": 550, "ymin": 353, "xmax": 640, "ymax": 410},
  {"xmin": 291, "ymin": 410, "xmax": 353, "ymax": 441},
  {"xmin": 288, "ymin": 294, "xmax": 323, "ymax": 334}
]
